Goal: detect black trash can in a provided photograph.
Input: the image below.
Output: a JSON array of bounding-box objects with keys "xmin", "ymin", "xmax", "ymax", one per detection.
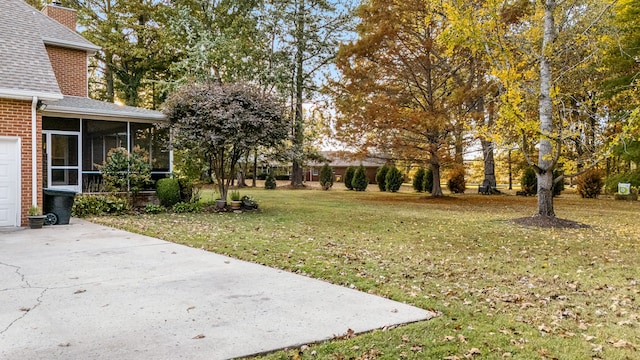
[{"xmin": 43, "ymin": 189, "xmax": 76, "ymax": 225}]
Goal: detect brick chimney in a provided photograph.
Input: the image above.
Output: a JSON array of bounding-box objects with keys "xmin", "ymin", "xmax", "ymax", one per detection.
[{"xmin": 41, "ymin": 2, "xmax": 77, "ymax": 32}]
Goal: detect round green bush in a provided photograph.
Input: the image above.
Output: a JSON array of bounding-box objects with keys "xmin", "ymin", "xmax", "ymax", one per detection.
[
  {"xmin": 385, "ymin": 166, "xmax": 403, "ymax": 192},
  {"xmin": 413, "ymin": 167, "xmax": 426, "ymax": 192},
  {"xmin": 376, "ymin": 165, "xmax": 390, "ymax": 192},
  {"xmin": 156, "ymin": 178, "xmax": 181, "ymax": 207},
  {"xmin": 344, "ymin": 166, "xmax": 356, "ymax": 190},
  {"xmin": 352, "ymin": 165, "xmax": 368, "ymax": 191},
  {"xmin": 265, "ymin": 174, "xmax": 277, "ymax": 189}
]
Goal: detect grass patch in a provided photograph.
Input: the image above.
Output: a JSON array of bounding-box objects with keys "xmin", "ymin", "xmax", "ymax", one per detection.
[{"xmin": 91, "ymin": 187, "xmax": 640, "ymax": 359}]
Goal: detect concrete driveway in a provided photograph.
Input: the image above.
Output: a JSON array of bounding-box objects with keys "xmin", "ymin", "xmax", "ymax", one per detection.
[{"xmin": 0, "ymin": 219, "xmax": 434, "ymax": 359}]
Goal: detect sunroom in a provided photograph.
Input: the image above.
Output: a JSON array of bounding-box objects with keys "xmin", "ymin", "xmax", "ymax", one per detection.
[{"xmin": 42, "ymin": 96, "xmax": 171, "ymax": 193}]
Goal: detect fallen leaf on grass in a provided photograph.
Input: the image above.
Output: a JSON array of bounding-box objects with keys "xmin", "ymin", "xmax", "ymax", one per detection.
[
  {"xmin": 444, "ymin": 335, "xmax": 456, "ymax": 342},
  {"xmin": 464, "ymin": 348, "xmax": 481, "ymax": 358},
  {"xmin": 610, "ymin": 339, "xmax": 636, "ymax": 349},
  {"xmin": 458, "ymin": 334, "xmax": 467, "ymax": 343},
  {"xmin": 333, "ymin": 328, "xmax": 355, "ymax": 340},
  {"xmin": 537, "ymin": 324, "xmax": 553, "ymax": 333}
]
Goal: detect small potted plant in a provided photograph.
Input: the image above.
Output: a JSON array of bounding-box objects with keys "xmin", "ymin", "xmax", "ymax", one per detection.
[
  {"xmin": 27, "ymin": 205, "xmax": 46, "ymax": 229},
  {"xmin": 230, "ymin": 190, "xmax": 242, "ymax": 210}
]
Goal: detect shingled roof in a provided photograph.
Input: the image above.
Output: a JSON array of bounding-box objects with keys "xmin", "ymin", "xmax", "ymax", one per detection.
[
  {"xmin": 0, "ymin": 0, "xmax": 99, "ymax": 101},
  {"xmin": 0, "ymin": 0, "xmax": 61, "ymax": 100},
  {"xmin": 42, "ymin": 96, "xmax": 166, "ymax": 121}
]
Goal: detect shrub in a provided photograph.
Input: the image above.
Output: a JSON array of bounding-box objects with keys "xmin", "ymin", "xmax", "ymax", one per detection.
[
  {"xmin": 423, "ymin": 167, "xmax": 434, "ymax": 193},
  {"xmin": 274, "ymin": 174, "xmax": 291, "ymax": 180},
  {"xmin": 413, "ymin": 167, "xmax": 426, "ymax": 192},
  {"xmin": 614, "ymin": 189, "xmax": 638, "ymax": 201},
  {"xmin": 552, "ymin": 170, "xmax": 564, "ymax": 197},
  {"xmin": 385, "ymin": 166, "xmax": 403, "ymax": 192},
  {"xmin": 72, "ymin": 194, "xmax": 130, "ymax": 217},
  {"xmin": 521, "ymin": 167, "xmax": 537, "ymax": 195},
  {"xmin": 352, "ymin": 165, "xmax": 368, "ymax": 191},
  {"xmin": 156, "ymin": 178, "xmax": 181, "ymax": 207},
  {"xmin": 172, "ymin": 201, "xmax": 203, "ymax": 213},
  {"xmin": 344, "ymin": 166, "xmax": 356, "ymax": 190},
  {"xmin": 177, "ymin": 178, "xmax": 195, "ymax": 203},
  {"xmin": 265, "ymin": 174, "xmax": 277, "ymax": 189},
  {"xmin": 447, "ymin": 166, "xmax": 466, "ymax": 194},
  {"xmin": 577, "ymin": 169, "xmax": 604, "ymax": 198},
  {"xmin": 319, "ymin": 163, "xmax": 334, "ymax": 190},
  {"xmin": 144, "ymin": 204, "xmax": 166, "ymax": 214},
  {"xmin": 98, "ymin": 147, "xmax": 152, "ymax": 195},
  {"xmin": 376, "ymin": 165, "xmax": 390, "ymax": 192},
  {"xmin": 605, "ymin": 171, "xmax": 640, "ymax": 193}
]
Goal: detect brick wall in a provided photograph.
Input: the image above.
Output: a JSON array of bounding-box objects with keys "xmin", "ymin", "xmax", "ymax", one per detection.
[
  {"xmin": 41, "ymin": 4, "xmax": 77, "ymax": 31},
  {"xmin": 46, "ymin": 45, "xmax": 87, "ymax": 97},
  {"xmin": 0, "ymin": 99, "xmax": 42, "ymax": 226}
]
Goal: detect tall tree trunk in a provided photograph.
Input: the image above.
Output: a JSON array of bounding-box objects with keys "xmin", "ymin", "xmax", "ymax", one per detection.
[
  {"xmin": 105, "ymin": 51, "xmax": 115, "ymax": 102},
  {"xmin": 481, "ymin": 139, "xmax": 496, "ymax": 187},
  {"xmin": 252, "ymin": 148, "xmax": 257, "ymax": 187},
  {"xmin": 480, "ymin": 97, "xmax": 496, "ymax": 188},
  {"xmin": 290, "ymin": 0, "xmax": 305, "ymax": 187},
  {"xmin": 429, "ymin": 147, "xmax": 444, "ymax": 197},
  {"xmin": 537, "ymin": 0, "xmax": 556, "ymax": 217},
  {"xmin": 454, "ymin": 123, "xmax": 464, "ymax": 164}
]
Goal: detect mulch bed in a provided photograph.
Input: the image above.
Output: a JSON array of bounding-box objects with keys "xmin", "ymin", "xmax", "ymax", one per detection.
[{"xmin": 512, "ymin": 215, "xmax": 591, "ymax": 229}]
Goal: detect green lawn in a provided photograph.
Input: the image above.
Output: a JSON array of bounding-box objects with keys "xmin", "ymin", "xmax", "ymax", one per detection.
[{"xmin": 91, "ymin": 186, "xmax": 640, "ymax": 359}]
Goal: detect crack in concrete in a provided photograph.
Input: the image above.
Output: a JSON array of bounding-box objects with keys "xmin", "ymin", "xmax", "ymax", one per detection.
[
  {"xmin": 1, "ymin": 288, "xmax": 47, "ymax": 335},
  {"xmin": 0, "ymin": 261, "xmax": 47, "ymax": 335},
  {"xmin": 0, "ymin": 261, "xmax": 31, "ymax": 289}
]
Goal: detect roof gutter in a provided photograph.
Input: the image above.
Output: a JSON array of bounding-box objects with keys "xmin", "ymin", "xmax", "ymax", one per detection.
[
  {"xmin": 44, "ymin": 105, "xmax": 166, "ymax": 122},
  {"xmin": 42, "ymin": 38, "xmax": 100, "ymax": 55},
  {"xmin": 0, "ymin": 88, "xmax": 63, "ymax": 101}
]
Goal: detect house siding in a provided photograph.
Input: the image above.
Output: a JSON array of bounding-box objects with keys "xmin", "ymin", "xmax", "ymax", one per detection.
[
  {"xmin": 0, "ymin": 98, "xmax": 42, "ymax": 226},
  {"xmin": 46, "ymin": 45, "xmax": 87, "ymax": 97}
]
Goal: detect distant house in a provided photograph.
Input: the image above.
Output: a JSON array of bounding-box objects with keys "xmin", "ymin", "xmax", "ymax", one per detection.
[
  {"xmin": 305, "ymin": 152, "xmax": 388, "ymax": 183},
  {"xmin": 0, "ymin": 0, "xmax": 170, "ymax": 227}
]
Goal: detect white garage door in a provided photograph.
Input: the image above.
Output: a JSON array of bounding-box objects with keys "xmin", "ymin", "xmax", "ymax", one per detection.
[{"xmin": 0, "ymin": 137, "xmax": 20, "ymax": 227}]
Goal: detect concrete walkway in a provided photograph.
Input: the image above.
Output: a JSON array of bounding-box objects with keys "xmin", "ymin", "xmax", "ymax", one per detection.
[{"xmin": 0, "ymin": 220, "xmax": 434, "ymax": 359}]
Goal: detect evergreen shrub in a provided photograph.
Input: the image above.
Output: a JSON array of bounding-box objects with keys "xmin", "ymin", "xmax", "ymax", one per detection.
[
  {"xmin": 376, "ymin": 165, "xmax": 390, "ymax": 191},
  {"xmin": 156, "ymin": 178, "xmax": 181, "ymax": 207},
  {"xmin": 352, "ymin": 165, "xmax": 368, "ymax": 191},
  {"xmin": 344, "ymin": 166, "xmax": 356, "ymax": 190},
  {"xmin": 385, "ymin": 166, "xmax": 403, "ymax": 192},
  {"xmin": 265, "ymin": 174, "xmax": 277, "ymax": 189},
  {"xmin": 423, "ymin": 167, "xmax": 433, "ymax": 193},
  {"xmin": 319, "ymin": 163, "xmax": 334, "ymax": 190},
  {"xmin": 413, "ymin": 167, "xmax": 426, "ymax": 192}
]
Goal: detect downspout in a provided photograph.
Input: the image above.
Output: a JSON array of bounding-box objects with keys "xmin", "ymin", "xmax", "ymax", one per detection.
[{"xmin": 31, "ymin": 96, "xmax": 38, "ymax": 207}]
